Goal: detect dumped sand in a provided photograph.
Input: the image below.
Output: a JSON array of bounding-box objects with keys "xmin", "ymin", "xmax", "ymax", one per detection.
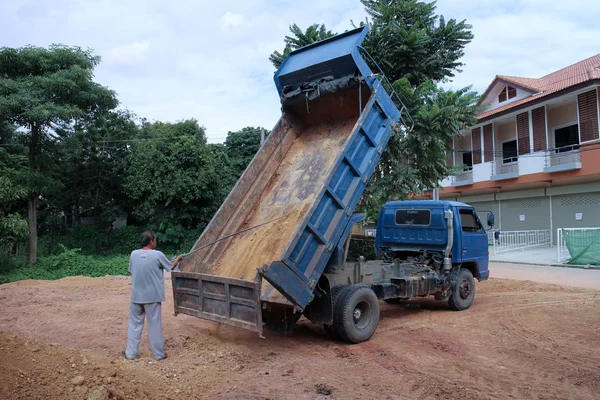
[{"xmin": 1, "ymin": 276, "xmax": 600, "ymax": 399}]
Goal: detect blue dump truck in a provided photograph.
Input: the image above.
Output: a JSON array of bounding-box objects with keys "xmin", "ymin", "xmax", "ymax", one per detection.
[{"xmin": 172, "ymin": 27, "xmax": 493, "ymax": 343}]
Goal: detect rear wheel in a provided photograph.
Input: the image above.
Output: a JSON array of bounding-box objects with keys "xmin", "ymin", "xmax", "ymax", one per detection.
[
  {"xmin": 448, "ymin": 268, "xmax": 476, "ymax": 311},
  {"xmin": 323, "ymin": 285, "xmax": 349, "ymax": 341},
  {"xmin": 334, "ymin": 285, "xmax": 380, "ymax": 344}
]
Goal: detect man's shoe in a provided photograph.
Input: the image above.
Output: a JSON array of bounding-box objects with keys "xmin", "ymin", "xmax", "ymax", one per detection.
[{"xmin": 155, "ymin": 353, "xmax": 167, "ymax": 361}]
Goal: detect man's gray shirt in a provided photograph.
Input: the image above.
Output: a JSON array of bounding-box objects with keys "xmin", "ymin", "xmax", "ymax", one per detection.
[{"xmin": 129, "ymin": 249, "xmax": 173, "ymax": 303}]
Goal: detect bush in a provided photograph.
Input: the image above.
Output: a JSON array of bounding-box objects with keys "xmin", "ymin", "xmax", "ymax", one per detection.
[{"xmin": 0, "ymin": 247, "xmax": 130, "ymax": 284}]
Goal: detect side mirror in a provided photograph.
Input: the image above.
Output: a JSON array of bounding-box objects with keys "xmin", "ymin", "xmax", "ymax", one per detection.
[{"xmin": 487, "ymin": 213, "xmax": 495, "ymax": 227}]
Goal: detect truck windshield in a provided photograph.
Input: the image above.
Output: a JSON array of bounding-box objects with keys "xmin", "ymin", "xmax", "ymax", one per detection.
[{"xmin": 395, "ymin": 209, "xmax": 431, "ymax": 226}]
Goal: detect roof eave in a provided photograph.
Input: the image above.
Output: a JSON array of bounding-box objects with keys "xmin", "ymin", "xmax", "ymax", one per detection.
[{"xmin": 477, "ymin": 80, "xmax": 600, "ymax": 124}]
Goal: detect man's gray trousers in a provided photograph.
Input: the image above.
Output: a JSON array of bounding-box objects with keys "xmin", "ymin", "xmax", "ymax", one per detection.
[{"xmin": 125, "ymin": 302, "xmax": 165, "ymax": 360}]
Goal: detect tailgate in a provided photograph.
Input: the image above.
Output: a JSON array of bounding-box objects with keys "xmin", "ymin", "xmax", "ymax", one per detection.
[{"xmin": 171, "ymin": 271, "xmax": 263, "ymax": 334}]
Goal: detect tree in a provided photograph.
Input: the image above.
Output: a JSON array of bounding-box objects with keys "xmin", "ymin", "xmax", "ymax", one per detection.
[
  {"xmin": 0, "ymin": 123, "xmax": 28, "ymax": 254},
  {"xmin": 360, "ymin": 0, "xmax": 474, "ymax": 85},
  {"xmin": 224, "ymin": 126, "xmax": 269, "ymax": 178},
  {"xmin": 46, "ymin": 110, "xmax": 138, "ymax": 232},
  {"xmin": 359, "ymin": 79, "xmax": 479, "ymax": 219},
  {"xmin": 270, "ymin": 1, "xmax": 479, "ymax": 220},
  {"xmin": 269, "ymin": 24, "xmax": 336, "ymax": 68},
  {"xmin": 0, "ymin": 45, "xmax": 118, "ymax": 263},
  {"xmin": 123, "ymin": 120, "xmax": 224, "ymax": 248}
]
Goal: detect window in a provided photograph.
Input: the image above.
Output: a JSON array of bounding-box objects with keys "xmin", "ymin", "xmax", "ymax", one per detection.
[
  {"xmin": 395, "ymin": 209, "xmax": 431, "ymax": 226},
  {"xmin": 554, "ymin": 124, "xmax": 579, "ymax": 152},
  {"xmin": 498, "ymin": 86, "xmax": 517, "ymax": 103},
  {"xmin": 459, "ymin": 209, "xmax": 482, "ymax": 233},
  {"xmin": 462, "ymin": 152, "xmax": 473, "ymax": 170},
  {"xmin": 502, "ymin": 140, "xmax": 518, "ymax": 163}
]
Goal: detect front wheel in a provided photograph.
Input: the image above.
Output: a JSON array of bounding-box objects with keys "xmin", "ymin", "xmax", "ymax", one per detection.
[
  {"xmin": 448, "ymin": 268, "xmax": 476, "ymax": 311},
  {"xmin": 334, "ymin": 285, "xmax": 380, "ymax": 344}
]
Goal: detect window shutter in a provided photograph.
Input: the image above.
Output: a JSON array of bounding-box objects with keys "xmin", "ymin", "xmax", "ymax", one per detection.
[
  {"xmin": 483, "ymin": 124, "xmax": 493, "ymax": 162},
  {"xmin": 472, "ymin": 128, "xmax": 482, "ymax": 164},
  {"xmin": 531, "ymin": 106, "xmax": 547, "ymax": 152},
  {"xmin": 516, "ymin": 112, "xmax": 530, "ymax": 155},
  {"xmin": 578, "ymin": 89, "xmax": 599, "ymax": 142},
  {"xmin": 498, "ymin": 89, "xmax": 507, "ymax": 103},
  {"xmin": 507, "ymin": 86, "xmax": 517, "ymax": 99}
]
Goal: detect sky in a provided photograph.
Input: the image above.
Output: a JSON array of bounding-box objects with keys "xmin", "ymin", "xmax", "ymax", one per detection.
[{"xmin": 2, "ymin": 0, "xmax": 600, "ymax": 143}]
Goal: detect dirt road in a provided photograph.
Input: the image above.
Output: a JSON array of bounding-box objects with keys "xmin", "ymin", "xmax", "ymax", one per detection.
[{"xmin": 1, "ymin": 276, "xmax": 599, "ymax": 399}]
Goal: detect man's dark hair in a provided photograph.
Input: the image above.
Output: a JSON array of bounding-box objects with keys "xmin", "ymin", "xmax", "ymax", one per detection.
[{"xmin": 140, "ymin": 230, "xmax": 156, "ymax": 248}]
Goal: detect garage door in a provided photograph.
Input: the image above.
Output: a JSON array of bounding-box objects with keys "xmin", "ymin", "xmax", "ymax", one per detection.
[
  {"xmin": 500, "ymin": 197, "xmax": 550, "ymax": 231},
  {"xmin": 551, "ymin": 192, "xmax": 600, "ymax": 241}
]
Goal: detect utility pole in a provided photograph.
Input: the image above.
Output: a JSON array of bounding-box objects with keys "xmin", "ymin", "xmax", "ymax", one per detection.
[
  {"xmin": 432, "ymin": 188, "xmax": 439, "ymax": 200},
  {"xmin": 260, "ymin": 130, "xmax": 265, "ymax": 146}
]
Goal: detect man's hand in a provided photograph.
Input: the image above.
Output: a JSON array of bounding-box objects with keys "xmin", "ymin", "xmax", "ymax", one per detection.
[{"xmin": 173, "ymin": 254, "xmax": 185, "ymax": 266}]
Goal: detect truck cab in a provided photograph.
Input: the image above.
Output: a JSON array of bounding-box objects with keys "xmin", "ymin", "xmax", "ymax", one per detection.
[{"xmin": 375, "ymin": 200, "xmax": 491, "ymax": 281}]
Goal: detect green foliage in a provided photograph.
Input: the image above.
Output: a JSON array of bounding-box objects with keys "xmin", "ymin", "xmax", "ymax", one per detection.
[
  {"xmin": 0, "ymin": 249, "xmax": 130, "ymax": 284},
  {"xmin": 360, "ymin": 0, "xmax": 474, "ymax": 85},
  {"xmin": 269, "ymin": 24, "xmax": 337, "ymax": 68},
  {"xmin": 360, "ymin": 79, "xmax": 480, "ymax": 220},
  {"xmin": 0, "ymin": 139, "xmax": 28, "ymax": 251},
  {"xmin": 123, "ymin": 120, "xmax": 222, "ymax": 232},
  {"xmin": 0, "ymin": 44, "xmax": 119, "ymax": 263},
  {"xmin": 224, "ymin": 126, "xmax": 269, "ymax": 178},
  {"xmin": 45, "ymin": 110, "xmax": 138, "ymax": 229},
  {"xmin": 347, "ymin": 236, "xmax": 377, "ymax": 261}
]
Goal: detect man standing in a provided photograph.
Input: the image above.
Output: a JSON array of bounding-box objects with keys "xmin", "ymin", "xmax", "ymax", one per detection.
[{"xmin": 125, "ymin": 230, "xmax": 184, "ymax": 361}]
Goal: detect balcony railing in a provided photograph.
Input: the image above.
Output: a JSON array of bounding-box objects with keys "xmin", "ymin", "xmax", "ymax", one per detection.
[
  {"xmin": 491, "ymin": 155, "xmax": 519, "ymax": 180},
  {"xmin": 544, "ymin": 145, "xmax": 582, "ymax": 173},
  {"xmin": 452, "ymin": 169, "xmax": 473, "ymax": 186}
]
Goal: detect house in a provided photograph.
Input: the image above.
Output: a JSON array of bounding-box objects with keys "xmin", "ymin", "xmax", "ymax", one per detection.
[{"xmin": 434, "ymin": 53, "xmax": 600, "ymax": 243}]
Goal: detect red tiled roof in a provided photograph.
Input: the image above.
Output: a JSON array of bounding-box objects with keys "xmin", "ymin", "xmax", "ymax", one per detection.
[{"xmin": 478, "ymin": 53, "xmax": 600, "ymax": 120}]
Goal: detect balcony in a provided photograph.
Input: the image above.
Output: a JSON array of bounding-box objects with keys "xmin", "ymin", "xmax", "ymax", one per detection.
[
  {"xmin": 544, "ymin": 145, "xmax": 582, "ymax": 173},
  {"xmin": 451, "ymin": 169, "xmax": 473, "ymax": 186},
  {"xmin": 491, "ymin": 155, "xmax": 519, "ymax": 181}
]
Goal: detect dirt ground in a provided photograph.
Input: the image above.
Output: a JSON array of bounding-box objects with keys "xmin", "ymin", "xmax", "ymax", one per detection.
[{"xmin": 1, "ymin": 276, "xmax": 599, "ymax": 400}]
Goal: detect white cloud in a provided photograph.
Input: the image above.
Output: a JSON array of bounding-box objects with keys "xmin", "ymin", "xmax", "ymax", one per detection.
[
  {"xmin": 2, "ymin": 0, "xmax": 598, "ymax": 142},
  {"xmin": 219, "ymin": 11, "xmax": 244, "ymax": 31},
  {"xmin": 106, "ymin": 40, "xmax": 150, "ymax": 65}
]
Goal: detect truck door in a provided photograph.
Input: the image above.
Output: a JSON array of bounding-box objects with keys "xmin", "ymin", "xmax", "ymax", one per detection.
[{"xmin": 457, "ymin": 208, "xmax": 489, "ymax": 276}]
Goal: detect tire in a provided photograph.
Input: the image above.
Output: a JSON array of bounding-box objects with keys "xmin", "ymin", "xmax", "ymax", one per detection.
[
  {"xmin": 334, "ymin": 285, "xmax": 380, "ymax": 344},
  {"xmin": 448, "ymin": 268, "xmax": 476, "ymax": 311},
  {"xmin": 323, "ymin": 285, "xmax": 349, "ymax": 341}
]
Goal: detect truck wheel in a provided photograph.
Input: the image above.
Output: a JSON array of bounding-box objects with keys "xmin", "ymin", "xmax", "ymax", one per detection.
[
  {"xmin": 448, "ymin": 268, "xmax": 476, "ymax": 311},
  {"xmin": 323, "ymin": 285, "xmax": 349, "ymax": 341},
  {"xmin": 334, "ymin": 285, "xmax": 379, "ymax": 344}
]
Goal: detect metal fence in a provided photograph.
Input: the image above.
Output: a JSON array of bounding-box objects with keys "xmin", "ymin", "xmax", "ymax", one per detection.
[
  {"xmin": 557, "ymin": 227, "xmax": 600, "ymax": 263},
  {"xmin": 493, "ymin": 230, "xmax": 552, "ymax": 254}
]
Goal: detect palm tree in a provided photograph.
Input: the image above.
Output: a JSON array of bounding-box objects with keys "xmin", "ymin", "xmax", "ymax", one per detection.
[{"xmin": 269, "ymin": 24, "xmax": 336, "ymax": 68}]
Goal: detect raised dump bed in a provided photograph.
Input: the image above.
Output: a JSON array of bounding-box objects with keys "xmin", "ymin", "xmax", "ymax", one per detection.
[{"xmin": 173, "ymin": 26, "xmax": 403, "ymax": 334}]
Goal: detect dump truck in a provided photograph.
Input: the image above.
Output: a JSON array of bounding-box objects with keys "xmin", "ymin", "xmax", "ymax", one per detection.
[{"xmin": 172, "ymin": 26, "xmax": 493, "ymax": 343}]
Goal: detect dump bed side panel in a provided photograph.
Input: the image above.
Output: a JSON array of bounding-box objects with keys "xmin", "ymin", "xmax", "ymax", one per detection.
[
  {"xmin": 261, "ymin": 83, "xmax": 400, "ymax": 308},
  {"xmin": 178, "ymin": 117, "xmax": 299, "ymax": 273}
]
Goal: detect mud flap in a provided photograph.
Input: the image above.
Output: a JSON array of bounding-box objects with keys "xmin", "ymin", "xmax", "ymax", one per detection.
[{"xmin": 171, "ymin": 271, "xmax": 263, "ymax": 335}]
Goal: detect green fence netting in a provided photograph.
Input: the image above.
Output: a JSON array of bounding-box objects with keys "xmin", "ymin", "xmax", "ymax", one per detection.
[{"xmin": 564, "ymin": 229, "xmax": 600, "ymax": 266}]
